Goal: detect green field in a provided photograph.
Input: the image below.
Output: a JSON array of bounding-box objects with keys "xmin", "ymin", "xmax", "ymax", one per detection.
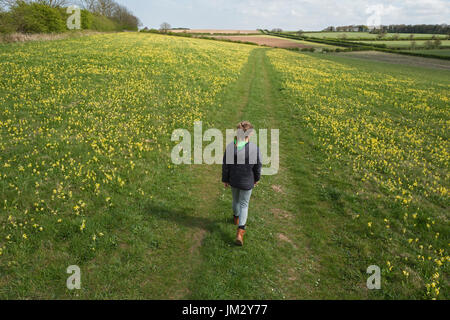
[
  {"xmin": 355, "ymin": 40, "xmax": 450, "ymax": 48},
  {"xmin": 0, "ymin": 33, "xmax": 448, "ymax": 299},
  {"xmin": 303, "ymin": 32, "xmax": 448, "ymax": 40},
  {"xmin": 402, "ymin": 49, "xmax": 450, "ymax": 57}
]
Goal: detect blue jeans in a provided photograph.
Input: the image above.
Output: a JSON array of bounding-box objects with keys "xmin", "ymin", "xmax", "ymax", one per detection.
[{"xmin": 231, "ymin": 187, "xmax": 253, "ymax": 227}]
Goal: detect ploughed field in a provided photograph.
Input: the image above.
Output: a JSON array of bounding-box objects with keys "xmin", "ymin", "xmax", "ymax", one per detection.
[
  {"xmin": 170, "ymin": 29, "xmax": 260, "ymax": 34},
  {"xmin": 210, "ymin": 35, "xmax": 316, "ymax": 49}
]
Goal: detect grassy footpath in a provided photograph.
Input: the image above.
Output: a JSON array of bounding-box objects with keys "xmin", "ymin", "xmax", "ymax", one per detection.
[
  {"xmin": 184, "ymin": 48, "xmax": 375, "ymax": 299},
  {"xmin": 185, "ymin": 48, "xmax": 308, "ymax": 299}
]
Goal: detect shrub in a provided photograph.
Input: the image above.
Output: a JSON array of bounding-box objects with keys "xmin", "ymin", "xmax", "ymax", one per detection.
[
  {"xmin": 434, "ymin": 38, "xmax": 442, "ymax": 48},
  {"xmin": 81, "ymin": 10, "xmax": 94, "ymax": 30},
  {"xmin": 424, "ymin": 40, "xmax": 434, "ymax": 49},
  {"xmin": 0, "ymin": 1, "xmax": 140, "ymax": 35},
  {"xmin": 91, "ymin": 13, "xmax": 119, "ymax": 31},
  {"xmin": 0, "ymin": 11, "xmax": 15, "ymax": 34},
  {"xmin": 11, "ymin": 2, "xmax": 66, "ymax": 33},
  {"xmin": 167, "ymin": 31, "xmax": 192, "ymax": 38}
]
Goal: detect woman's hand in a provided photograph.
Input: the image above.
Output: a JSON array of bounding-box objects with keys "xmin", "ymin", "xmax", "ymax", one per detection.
[{"xmin": 224, "ymin": 183, "xmax": 230, "ymax": 188}]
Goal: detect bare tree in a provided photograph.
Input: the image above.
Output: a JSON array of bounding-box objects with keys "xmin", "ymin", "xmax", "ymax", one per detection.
[
  {"xmin": 376, "ymin": 31, "xmax": 386, "ymax": 39},
  {"xmin": 434, "ymin": 38, "xmax": 442, "ymax": 48},
  {"xmin": 36, "ymin": 0, "xmax": 69, "ymax": 7},
  {"xmin": 78, "ymin": 0, "xmax": 116, "ymax": 16},
  {"xmin": 95, "ymin": 0, "xmax": 116, "ymax": 17},
  {"xmin": 0, "ymin": 0, "xmax": 22, "ymax": 9},
  {"xmin": 78, "ymin": 0, "xmax": 96, "ymax": 11},
  {"xmin": 113, "ymin": 3, "xmax": 140, "ymax": 30},
  {"xmin": 159, "ymin": 22, "xmax": 171, "ymax": 33}
]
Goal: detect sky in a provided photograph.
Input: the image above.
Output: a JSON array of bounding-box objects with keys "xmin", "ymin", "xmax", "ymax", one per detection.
[{"xmin": 116, "ymin": 0, "xmax": 450, "ymax": 31}]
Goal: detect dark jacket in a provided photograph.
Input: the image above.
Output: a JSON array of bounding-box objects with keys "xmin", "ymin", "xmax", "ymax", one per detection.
[{"xmin": 222, "ymin": 141, "xmax": 262, "ymax": 190}]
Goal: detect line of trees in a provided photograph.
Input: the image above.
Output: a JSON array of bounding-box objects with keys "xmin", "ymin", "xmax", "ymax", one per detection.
[
  {"xmin": 376, "ymin": 24, "xmax": 450, "ymax": 35},
  {"xmin": 323, "ymin": 24, "xmax": 450, "ymax": 36},
  {"xmin": 0, "ymin": 0, "xmax": 140, "ymax": 33}
]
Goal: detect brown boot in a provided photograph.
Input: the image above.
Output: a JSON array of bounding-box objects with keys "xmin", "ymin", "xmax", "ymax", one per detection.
[
  {"xmin": 233, "ymin": 215, "xmax": 239, "ymax": 226},
  {"xmin": 235, "ymin": 228, "xmax": 246, "ymax": 246}
]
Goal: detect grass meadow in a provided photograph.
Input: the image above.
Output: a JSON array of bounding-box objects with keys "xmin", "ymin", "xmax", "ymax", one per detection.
[{"xmin": 0, "ymin": 32, "xmax": 448, "ymax": 299}]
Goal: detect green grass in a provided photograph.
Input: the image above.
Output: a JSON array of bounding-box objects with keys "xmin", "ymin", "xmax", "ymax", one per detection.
[
  {"xmin": 402, "ymin": 48, "xmax": 450, "ymax": 57},
  {"xmin": 266, "ymin": 50, "xmax": 449, "ymax": 299},
  {"xmin": 303, "ymin": 32, "xmax": 448, "ymax": 40},
  {"xmin": 355, "ymin": 40, "xmax": 450, "ymax": 48},
  {"xmin": 0, "ymin": 33, "xmax": 448, "ymax": 299}
]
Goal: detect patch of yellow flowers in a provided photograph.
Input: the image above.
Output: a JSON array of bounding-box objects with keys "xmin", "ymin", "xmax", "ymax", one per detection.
[
  {"xmin": 0, "ymin": 33, "xmax": 253, "ymax": 269},
  {"xmin": 268, "ymin": 49, "xmax": 449, "ymax": 299}
]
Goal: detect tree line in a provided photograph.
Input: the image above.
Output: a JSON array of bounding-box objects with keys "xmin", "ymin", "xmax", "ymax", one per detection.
[
  {"xmin": 322, "ymin": 24, "xmax": 450, "ymax": 35},
  {"xmin": 382, "ymin": 24, "xmax": 450, "ymax": 35},
  {"xmin": 0, "ymin": 0, "xmax": 140, "ymax": 33}
]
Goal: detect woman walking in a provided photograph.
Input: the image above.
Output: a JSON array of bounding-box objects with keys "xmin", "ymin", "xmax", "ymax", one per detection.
[{"xmin": 222, "ymin": 121, "xmax": 262, "ymax": 246}]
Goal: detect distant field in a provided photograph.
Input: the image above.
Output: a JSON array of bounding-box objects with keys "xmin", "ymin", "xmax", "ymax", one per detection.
[
  {"xmin": 403, "ymin": 48, "xmax": 450, "ymax": 57},
  {"xmin": 303, "ymin": 32, "xmax": 448, "ymax": 40},
  {"xmin": 336, "ymin": 50, "xmax": 450, "ymax": 70},
  {"xmin": 170, "ymin": 29, "xmax": 260, "ymax": 34},
  {"xmin": 210, "ymin": 35, "xmax": 338, "ymax": 49},
  {"xmin": 355, "ymin": 40, "xmax": 450, "ymax": 48},
  {"xmin": 261, "ymin": 36, "xmax": 340, "ymax": 49}
]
